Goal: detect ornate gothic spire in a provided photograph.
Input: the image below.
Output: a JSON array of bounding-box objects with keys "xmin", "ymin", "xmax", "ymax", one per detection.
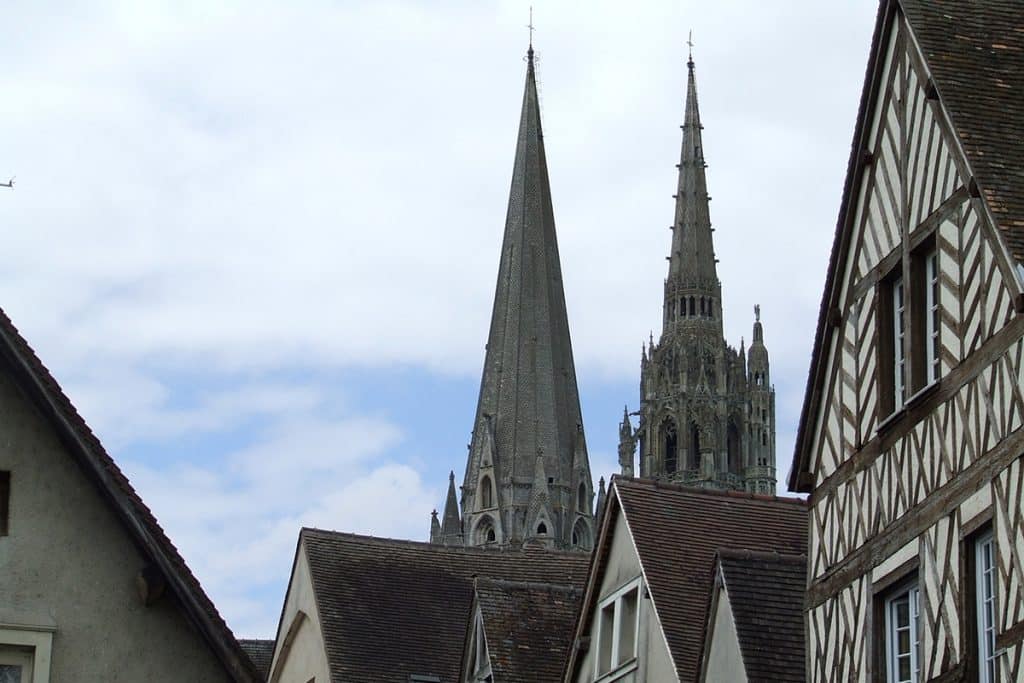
[
  {"xmin": 668, "ymin": 56, "xmax": 718, "ymax": 290},
  {"xmin": 446, "ymin": 44, "xmax": 593, "ymax": 551}
]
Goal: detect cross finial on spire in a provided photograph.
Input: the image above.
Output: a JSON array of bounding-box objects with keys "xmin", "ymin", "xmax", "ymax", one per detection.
[
  {"xmin": 527, "ymin": 7, "xmax": 535, "ymax": 53},
  {"xmin": 754, "ymin": 304, "xmax": 761, "ymax": 322},
  {"xmin": 687, "ymin": 29, "xmax": 694, "ymax": 65}
]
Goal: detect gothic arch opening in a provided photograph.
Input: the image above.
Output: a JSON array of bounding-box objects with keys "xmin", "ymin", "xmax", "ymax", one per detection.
[
  {"xmin": 571, "ymin": 519, "xmax": 590, "ymax": 551},
  {"xmin": 727, "ymin": 422, "xmax": 741, "ymax": 474},
  {"xmin": 480, "ymin": 475, "xmax": 494, "ymax": 509},
  {"xmin": 660, "ymin": 418, "xmax": 678, "ymax": 473},
  {"xmin": 476, "ymin": 516, "xmax": 496, "ymax": 545},
  {"xmin": 536, "ymin": 521, "xmax": 548, "ymax": 535}
]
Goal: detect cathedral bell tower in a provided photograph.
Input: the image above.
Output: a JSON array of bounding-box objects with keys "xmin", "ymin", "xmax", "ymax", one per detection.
[
  {"xmin": 429, "ymin": 44, "xmax": 595, "ymax": 551},
  {"xmin": 619, "ymin": 53, "xmax": 777, "ymax": 494}
]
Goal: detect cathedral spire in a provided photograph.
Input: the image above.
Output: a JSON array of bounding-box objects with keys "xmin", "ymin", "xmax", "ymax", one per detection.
[
  {"xmin": 446, "ymin": 43, "xmax": 594, "ymax": 551},
  {"xmin": 668, "ymin": 54, "xmax": 718, "ymax": 292}
]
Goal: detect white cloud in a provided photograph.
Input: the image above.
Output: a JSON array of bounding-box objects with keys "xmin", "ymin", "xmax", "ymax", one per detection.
[{"xmin": 0, "ymin": 0, "xmax": 879, "ymax": 638}]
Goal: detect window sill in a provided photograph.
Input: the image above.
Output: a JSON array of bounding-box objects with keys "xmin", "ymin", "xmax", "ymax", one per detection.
[
  {"xmin": 595, "ymin": 658, "xmax": 638, "ymax": 683},
  {"xmin": 877, "ymin": 379, "xmax": 941, "ymax": 437}
]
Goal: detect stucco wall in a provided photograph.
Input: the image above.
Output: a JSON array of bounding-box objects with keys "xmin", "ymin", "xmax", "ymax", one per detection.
[
  {"xmin": 0, "ymin": 370, "xmax": 233, "ymax": 681},
  {"xmin": 572, "ymin": 513, "xmax": 676, "ymax": 682},
  {"xmin": 268, "ymin": 540, "xmax": 330, "ymax": 683},
  {"xmin": 702, "ymin": 586, "xmax": 747, "ymax": 683}
]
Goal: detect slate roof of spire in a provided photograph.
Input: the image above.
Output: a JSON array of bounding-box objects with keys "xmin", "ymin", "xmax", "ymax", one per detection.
[
  {"xmin": 566, "ymin": 477, "xmax": 807, "ymax": 682},
  {"xmin": 471, "ymin": 578, "xmax": 582, "ymax": 683},
  {"xmin": 669, "ymin": 57, "xmax": 718, "ymax": 287},
  {"xmin": 299, "ymin": 529, "xmax": 590, "ymax": 683},
  {"xmin": 464, "ymin": 43, "xmax": 587, "ymax": 496}
]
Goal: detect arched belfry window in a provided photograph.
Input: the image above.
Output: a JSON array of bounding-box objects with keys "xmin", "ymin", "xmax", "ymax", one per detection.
[
  {"xmin": 661, "ymin": 419, "xmax": 678, "ymax": 473},
  {"xmin": 572, "ymin": 520, "xmax": 590, "ymax": 551},
  {"xmin": 690, "ymin": 423, "xmax": 701, "ymax": 470},
  {"xmin": 577, "ymin": 483, "xmax": 587, "ymax": 513},
  {"xmin": 689, "ymin": 297, "xmax": 695, "ymax": 316},
  {"xmin": 727, "ymin": 423, "xmax": 741, "ymax": 474},
  {"xmin": 480, "ymin": 475, "xmax": 494, "ymax": 509},
  {"xmin": 536, "ymin": 522, "xmax": 548, "ymax": 535}
]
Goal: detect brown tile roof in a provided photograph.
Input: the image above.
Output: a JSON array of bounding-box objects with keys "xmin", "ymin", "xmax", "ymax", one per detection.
[
  {"xmin": 239, "ymin": 639, "xmax": 274, "ymax": 680},
  {"xmin": 473, "ymin": 578, "xmax": 582, "ymax": 683},
  {"xmin": 902, "ymin": 0, "xmax": 1024, "ymax": 262},
  {"xmin": 300, "ymin": 528, "xmax": 591, "ymax": 683},
  {"xmin": 712, "ymin": 550, "xmax": 807, "ymax": 683},
  {"xmin": 568, "ymin": 478, "xmax": 807, "ymax": 683},
  {"xmin": 0, "ymin": 308, "xmax": 260, "ymax": 681},
  {"xmin": 790, "ymin": 0, "xmax": 1024, "ymax": 491}
]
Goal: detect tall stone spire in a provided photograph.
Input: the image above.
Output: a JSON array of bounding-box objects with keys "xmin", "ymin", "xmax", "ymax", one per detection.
[
  {"xmin": 432, "ymin": 45, "xmax": 594, "ymax": 551},
  {"xmin": 630, "ymin": 51, "xmax": 777, "ymax": 495},
  {"xmin": 667, "ymin": 56, "xmax": 718, "ymax": 293}
]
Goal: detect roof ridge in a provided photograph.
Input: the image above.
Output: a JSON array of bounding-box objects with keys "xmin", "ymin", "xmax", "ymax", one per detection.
[
  {"xmin": 714, "ymin": 548, "xmax": 807, "ymax": 563},
  {"xmin": 473, "ymin": 576, "xmax": 582, "ymax": 594},
  {"xmin": 301, "ymin": 527, "xmax": 590, "ymax": 558},
  {"xmin": 612, "ymin": 475, "xmax": 808, "ymax": 506}
]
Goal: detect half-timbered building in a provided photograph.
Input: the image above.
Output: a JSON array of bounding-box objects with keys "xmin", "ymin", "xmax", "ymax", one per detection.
[{"xmin": 789, "ymin": 1, "xmax": 1024, "ymax": 681}]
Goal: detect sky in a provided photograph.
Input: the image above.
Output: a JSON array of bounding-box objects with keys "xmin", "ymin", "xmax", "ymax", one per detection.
[{"xmin": 0, "ymin": 1, "xmax": 878, "ymax": 638}]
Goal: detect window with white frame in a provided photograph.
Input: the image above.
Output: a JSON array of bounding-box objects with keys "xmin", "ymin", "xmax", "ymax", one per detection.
[
  {"xmin": 0, "ymin": 624, "xmax": 54, "ymax": 683},
  {"xmin": 594, "ymin": 578, "xmax": 641, "ymax": 680},
  {"xmin": 924, "ymin": 250, "xmax": 939, "ymax": 384},
  {"xmin": 975, "ymin": 531, "xmax": 997, "ymax": 683},
  {"xmin": 892, "ymin": 276, "xmax": 907, "ymax": 410},
  {"xmin": 885, "ymin": 584, "xmax": 920, "ymax": 683},
  {"xmin": 880, "ymin": 243, "xmax": 941, "ymax": 417}
]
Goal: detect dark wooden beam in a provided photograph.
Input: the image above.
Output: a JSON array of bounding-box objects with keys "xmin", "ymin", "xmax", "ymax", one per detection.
[
  {"xmin": 806, "ymin": 424, "xmax": 1024, "ymax": 609},
  {"xmin": 811, "ymin": 313, "xmax": 1024, "ymax": 503}
]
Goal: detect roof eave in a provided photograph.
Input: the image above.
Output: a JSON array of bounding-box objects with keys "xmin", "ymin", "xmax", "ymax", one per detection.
[{"xmin": 788, "ymin": 0, "xmax": 899, "ymax": 494}]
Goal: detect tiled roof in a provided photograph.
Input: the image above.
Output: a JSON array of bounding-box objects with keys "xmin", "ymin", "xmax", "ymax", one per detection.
[
  {"xmin": 0, "ymin": 308, "xmax": 260, "ymax": 681},
  {"xmin": 714, "ymin": 550, "xmax": 807, "ymax": 683},
  {"xmin": 473, "ymin": 578, "xmax": 582, "ymax": 683},
  {"xmin": 238, "ymin": 639, "xmax": 274, "ymax": 680},
  {"xmin": 571, "ymin": 478, "xmax": 807, "ymax": 682},
  {"xmin": 301, "ymin": 529, "xmax": 591, "ymax": 683},
  {"xmin": 902, "ymin": 0, "xmax": 1024, "ymax": 262}
]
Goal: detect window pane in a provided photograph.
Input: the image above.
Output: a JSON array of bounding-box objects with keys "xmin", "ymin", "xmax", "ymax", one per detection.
[
  {"xmin": 977, "ymin": 534, "xmax": 997, "ymax": 683},
  {"xmin": 0, "ymin": 666, "xmax": 21, "ymax": 683},
  {"xmin": 618, "ymin": 589, "xmax": 638, "ymax": 664},
  {"xmin": 598, "ymin": 603, "xmax": 614, "ymax": 673}
]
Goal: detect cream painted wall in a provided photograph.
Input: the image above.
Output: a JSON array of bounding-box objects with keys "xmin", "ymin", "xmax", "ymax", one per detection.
[
  {"xmin": 572, "ymin": 511, "xmax": 676, "ymax": 682},
  {"xmin": 0, "ymin": 371, "xmax": 233, "ymax": 681},
  {"xmin": 701, "ymin": 585, "xmax": 748, "ymax": 683},
  {"xmin": 268, "ymin": 540, "xmax": 331, "ymax": 683}
]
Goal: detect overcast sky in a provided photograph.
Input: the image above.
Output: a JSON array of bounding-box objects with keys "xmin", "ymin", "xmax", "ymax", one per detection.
[{"xmin": 0, "ymin": 1, "xmax": 878, "ymax": 638}]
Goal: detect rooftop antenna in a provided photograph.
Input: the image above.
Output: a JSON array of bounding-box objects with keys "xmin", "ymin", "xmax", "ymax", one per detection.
[{"xmin": 0, "ymin": 177, "xmax": 13, "ymax": 189}]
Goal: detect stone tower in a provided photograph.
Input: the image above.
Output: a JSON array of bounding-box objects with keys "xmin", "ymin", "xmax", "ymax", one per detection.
[
  {"xmin": 619, "ymin": 54, "xmax": 777, "ymax": 494},
  {"xmin": 430, "ymin": 45, "xmax": 595, "ymax": 551}
]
